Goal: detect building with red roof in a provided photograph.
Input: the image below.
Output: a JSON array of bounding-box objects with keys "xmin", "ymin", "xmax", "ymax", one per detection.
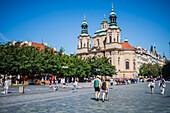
[{"xmin": 13, "ymin": 40, "xmax": 56, "ymax": 52}]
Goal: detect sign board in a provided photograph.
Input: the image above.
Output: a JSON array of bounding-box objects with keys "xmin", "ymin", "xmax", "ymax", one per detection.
[
  {"xmin": 62, "ymin": 66, "xmax": 68, "ymax": 69},
  {"xmin": 96, "ymin": 69, "xmax": 100, "ymax": 71}
]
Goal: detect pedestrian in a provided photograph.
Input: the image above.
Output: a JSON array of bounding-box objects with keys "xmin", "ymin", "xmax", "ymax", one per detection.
[
  {"xmin": 63, "ymin": 78, "xmax": 66, "ymax": 88},
  {"xmin": 73, "ymin": 80, "xmax": 78, "ymax": 93},
  {"xmin": 21, "ymin": 76, "xmax": 24, "ymax": 85},
  {"xmin": 148, "ymin": 80, "xmax": 155, "ymax": 94},
  {"xmin": 41, "ymin": 77, "xmax": 44, "ymax": 85},
  {"xmin": 49, "ymin": 77, "xmax": 52, "ymax": 88},
  {"xmin": 92, "ymin": 75, "xmax": 102, "ymax": 101},
  {"xmin": 158, "ymin": 79, "xmax": 166, "ymax": 95},
  {"xmin": 102, "ymin": 79, "xmax": 109, "ymax": 102},
  {"xmin": 53, "ymin": 79, "xmax": 58, "ymax": 91},
  {"xmin": 71, "ymin": 77, "xmax": 74, "ymax": 83},
  {"xmin": 15, "ymin": 77, "xmax": 18, "ymax": 85},
  {"xmin": 3, "ymin": 78, "xmax": 9, "ymax": 94},
  {"xmin": 110, "ymin": 78, "xmax": 114, "ymax": 89}
]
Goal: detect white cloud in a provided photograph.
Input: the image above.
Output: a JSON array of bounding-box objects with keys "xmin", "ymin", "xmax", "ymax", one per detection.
[{"xmin": 0, "ymin": 33, "xmax": 8, "ymax": 41}]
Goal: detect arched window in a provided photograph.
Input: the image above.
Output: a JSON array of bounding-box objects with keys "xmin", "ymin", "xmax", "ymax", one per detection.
[
  {"xmin": 126, "ymin": 61, "xmax": 129, "ymax": 69},
  {"xmin": 81, "ymin": 42, "xmax": 82, "ymax": 48},
  {"xmin": 133, "ymin": 62, "xmax": 136, "ymax": 70},
  {"xmin": 87, "ymin": 42, "xmax": 89, "ymax": 48},
  {"xmin": 110, "ymin": 36, "xmax": 112, "ymax": 43},
  {"xmin": 114, "ymin": 38, "xmax": 115, "ymax": 42},
  {"xmin": 117, "ymin": 35, "xmax": 119, "ymax": 43},
  {"xmin": 97, "ymin": 39, "xmax": 99, "ymax": 46}
]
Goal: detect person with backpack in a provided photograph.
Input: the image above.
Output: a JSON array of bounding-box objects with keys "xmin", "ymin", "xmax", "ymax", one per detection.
[
  {"xmin": 148, "ymin": 80, "xmax": 155, "ymax": 94},
  {"xmin": 102, "ymin": 79, "xmax": 109, "ymax": 102},
  {"xmin": 158, "ymin": 79, "xmax": 166, "ymax": 95},
  {"xmin": 92, "ymin": 75, "xmax": 102, "ymax": 101}
]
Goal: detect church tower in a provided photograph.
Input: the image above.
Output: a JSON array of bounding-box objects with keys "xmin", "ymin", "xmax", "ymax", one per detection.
[
  {"xmin": 77, "ymin": 14, "xmax": 91, "ymax": 55},
  {"xmin": 101, "ymin": 14, "xmax": 108, "ymax": 29},
  {"xmin": 106, "ymin": 3, "xmax": 121, "ymax": 49}
]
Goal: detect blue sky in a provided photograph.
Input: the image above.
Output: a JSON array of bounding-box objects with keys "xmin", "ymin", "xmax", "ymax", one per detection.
[{"xmin": 0, "ymin": 0, "xmax": 170, "ymax": 58}]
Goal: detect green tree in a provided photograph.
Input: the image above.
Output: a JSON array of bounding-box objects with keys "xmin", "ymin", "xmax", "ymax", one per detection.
[{"xmin": 162, "ymin": 61, "xmax": 170, "ymax": 79}]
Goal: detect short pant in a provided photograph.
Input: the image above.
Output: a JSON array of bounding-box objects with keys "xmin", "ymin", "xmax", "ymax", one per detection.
[
  {"xmin": 4, "ymin": 86, "xmax": 8, "ymax": 89},
  {"xmin": 94, "ymin": 87, "xmax": 100, "ymax": 92}
]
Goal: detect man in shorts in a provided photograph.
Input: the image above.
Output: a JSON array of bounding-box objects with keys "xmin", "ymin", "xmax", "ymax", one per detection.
[
  {"xmin": 92, "ymin": 75, "xmax": 102, "ymax": 101},
  {"xmin": 102, "ymin": 79, "xmax": 109, "ymax": 102},
  {"xmin": 4, "ymin": 78, "xmax": 9, "ymax": 94}
]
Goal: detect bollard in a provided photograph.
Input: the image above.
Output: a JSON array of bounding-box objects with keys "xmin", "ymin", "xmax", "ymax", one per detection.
[{"xmin": 19, "ymin": 86, "xmax": 24, "ymax": 94}]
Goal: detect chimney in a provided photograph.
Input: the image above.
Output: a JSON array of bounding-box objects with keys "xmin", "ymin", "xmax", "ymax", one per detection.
[
  {"xmin": 24, "ymin": 40, "xmax": 28, "ymax": 44},
  {"xmin": 28, "ymin": 41, "xmax": 32, "ymax": 46},
  {"xmin": 54, "ymin": 48, "xmax": 56, "ymax": 51},
  {"xmin": 13, "ymin": 40, "xmax": 16, "ymax": 45},
  {"xmin": 43, "ymin": 42, "xmax": 47, "ymax": 46},
  {"xmin": 9, "ymin": 41, "xmax": 12, "ymax": 45}
]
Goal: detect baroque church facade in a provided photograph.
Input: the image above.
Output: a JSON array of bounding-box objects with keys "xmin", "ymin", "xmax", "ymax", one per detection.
[{"xmin": 77, "ymin": 5, "xmax": 137, "ymax": 78}]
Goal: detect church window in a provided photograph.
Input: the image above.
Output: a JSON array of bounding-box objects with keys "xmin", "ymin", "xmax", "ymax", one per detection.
[
  {"xmin": 97, "ymin": 39, "xmax": 99, "ymax": 46},
  {"xmin": 81, "ymin": 42, "xmax": 82, "ymax": 48},
  {"xmin": 133, "ymin": 62, "xmax": 136, "ymax": 70},
  {"xmin": 117, "ymin": 35, "xmax": 119, "ymax": 43},
  {"xmin": 104, "ymin": 37, "xmax": 106, "ymax": 48},
  {"xmin": 126, "ymin": 61, "xmax": 129, "ymax": 69},
  {"xmin": 114, "ymin": 38, "xmax": 115, "ymax": 42},
  {"xmin": 87, "ymin": 42, "xmax": 89, "ymax": 48},
  {"xmin": 110, "ymin": 60, "xmax": 112, "ymax": 64},
  {"xmin": 110, "ymin": 36, "xmax": 112, "ymax": 43},
  {"xmin": 110, "ymin": 51, "xmax": 111, "ymax": 55}
]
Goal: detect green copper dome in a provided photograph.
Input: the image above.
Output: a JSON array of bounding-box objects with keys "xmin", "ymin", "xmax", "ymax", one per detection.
[
  {"xmin": 102, "ymin": 14, "xmax": 108, "ymax": 23},
  {"xmin": 110, "ymin": 11, "xmax": 116, "ymax": 16}
]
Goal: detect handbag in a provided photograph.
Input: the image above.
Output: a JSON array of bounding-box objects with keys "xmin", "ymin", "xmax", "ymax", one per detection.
[{"xmin": 162, "ymin": 84, "xmax": 165, "ymax": 88}]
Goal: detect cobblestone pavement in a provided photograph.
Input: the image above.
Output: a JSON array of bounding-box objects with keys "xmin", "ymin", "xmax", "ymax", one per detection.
[{"xmin": 0, "ymin": 82, "xmax": 170, "ymax": 113}]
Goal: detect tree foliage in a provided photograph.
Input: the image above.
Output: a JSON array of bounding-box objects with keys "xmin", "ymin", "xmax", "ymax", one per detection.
[
  {"xmin": 139, "ymin": 63, "xmax": 162, "ymax": 77},
  {"xmin": 162, "ymin": 61, "xmax": 170, "ymax": 79},
  {"xmin": 0, "ymin": 42, "xmax": 115, "ymax": 78}
]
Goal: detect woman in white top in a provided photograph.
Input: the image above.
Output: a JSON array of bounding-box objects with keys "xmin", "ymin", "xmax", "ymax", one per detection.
[
  {"xmin": 73, "ymin": 80, "xmax": 78, "ymax": 93},
  {"xmin": 4, "ymin": 78, "xmax": 9, "ymax": 94},
  {"xmin": 148, "ymin": 80, "xmax": 155, "ymax": 94}
]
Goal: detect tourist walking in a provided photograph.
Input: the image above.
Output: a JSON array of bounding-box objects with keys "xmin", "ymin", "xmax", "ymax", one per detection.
[
  {"xmin": 92, "ymin": 75, "xmax": 102, "ymax": 101},
  {"xmin": 53, "ymin": 79, "xmax": 58, "ymax": 91},
  {"xmin": 3, "ymin": 78, "xmax": 9, "ymax": 94},
  {"xmin": 102, "ymin": 79, "xmax": 109, "ymax": 102},
  {"xmin": 15, "ymin": 77, "xmax": 18, "ymax": 85},
  {"xmin": 61, "ymin": 78, "xmax": 66, "ymax": 88},
  {"xmin": 110, "ymin": 78, "xmax": 114, "ymax": 89},
  {"xmin": 148, "ymin": 80, "xmax": 155, "ymax": 94},
  {"xmin": 41, "ymin": 77, "xmax": 44, "ymax": 85},
  {"xmin": 49, "ymin": 77, "xmax": 52, "ymax": 88},
  {"xmin": 158, "ymin": 79, "xmax": 166, "ymax": 95},
  {"xmin": 73, "ymin": 80, "xmax": 78, "ymax": 93}
]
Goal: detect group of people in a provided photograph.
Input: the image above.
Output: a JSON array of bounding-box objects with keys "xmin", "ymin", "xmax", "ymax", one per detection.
[
  {"xmin": 92, "ymin": 75, "xmax": 113, "ymax": 102},
  {"xmin": 41, "ymin": 77, "xmax": 79, "ymax": 92},
  {"xmin": 148, "ymin": 79, "xmax": 166, "ymax": 94}
]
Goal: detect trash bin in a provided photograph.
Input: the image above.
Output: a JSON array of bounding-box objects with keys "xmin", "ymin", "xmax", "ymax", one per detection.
[{"xmin": 19, "ymin": 86, "xmax": 24, "ymax": 94}]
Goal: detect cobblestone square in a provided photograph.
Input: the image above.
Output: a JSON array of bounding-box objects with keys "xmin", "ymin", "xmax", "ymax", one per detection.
[{"xmin": 0, "ymin": 82, "xmax": 170, "ymax": 113}]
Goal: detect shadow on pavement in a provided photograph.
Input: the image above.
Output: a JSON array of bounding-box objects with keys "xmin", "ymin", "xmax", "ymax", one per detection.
[{"xmin": 90, "ymin": 98, "xmax": 96, "ymax": 101}]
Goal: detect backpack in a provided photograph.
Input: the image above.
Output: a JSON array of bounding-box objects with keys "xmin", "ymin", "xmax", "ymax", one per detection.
[
  {"xmin": 94, "ymin": 79, "xmax": 99, "ymax": 88},
  {"xmin": 102, "ymin": 81, "xmax": 107, "ymax": 90}
]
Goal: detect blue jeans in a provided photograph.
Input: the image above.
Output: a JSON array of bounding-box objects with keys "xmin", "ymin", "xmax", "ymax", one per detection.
[{"xmin": 73, "ymin": 85, "xmax": 77, "ymax": 92}]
